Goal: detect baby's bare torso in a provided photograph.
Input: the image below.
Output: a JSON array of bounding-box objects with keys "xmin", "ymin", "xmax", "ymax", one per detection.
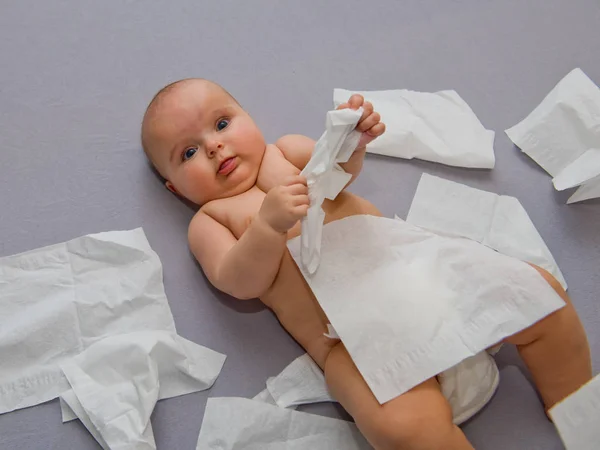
[{"xmin": 202, "ymin": 144, "xmax": 381, "ymax": 367}]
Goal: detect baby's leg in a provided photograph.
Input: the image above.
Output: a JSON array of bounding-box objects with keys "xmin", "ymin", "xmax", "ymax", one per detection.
[
  {"xmin": 324, "ymin": 343, "xmax": 473, "ymax": 450},
  {"xmin": 504, "ymin": 266, "xmax": 592, "ymax": 410}
]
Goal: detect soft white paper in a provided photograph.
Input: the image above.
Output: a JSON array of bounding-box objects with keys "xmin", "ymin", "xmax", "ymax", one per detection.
[
  {"xmin": 60, "ymin": 331, "xmax": 226, "ymax": 423},
  {"xmin": 334, "ymin": 88, "xmax": 495, "ymax": 169},
  {"xmin": 299, "ymin": 108, "xmax": 362, "ymax": 275},
  {"xmin": 405, "ymin": 173, "xmax": 567, "ymax": 289},
  {"xmin": 264, "ymin": 354, "xmax": 334, "ymax": 408},
  {"xmin": 506, "ymin": 68, "xmax": 600, "ymax": 203},
  {"xmin": 549, "ymin": 374, "xmax": 600, "ymax": 450},
  {"xmin": 552, "ymin": 148, "xmax": 600, "ymax": 204},
  {"xmin": 196, "ymin": 397, "xmax": 372, "ymax": 449},
  {"xmin": 0, "ymin": 228, "xmax": 176, "ymax": 414},
  {"xmin": 60, "ymin": 331, "xmax": 225, "ymax": 450},
  {"xmin": 288, "ymin": 215, "xmax": 565, "ymax": 404}
]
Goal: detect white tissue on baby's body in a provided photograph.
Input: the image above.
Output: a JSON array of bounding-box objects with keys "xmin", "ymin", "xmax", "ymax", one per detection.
[
  {"xmin": 59, "ymin": 331, "xmax": 226, "ymax": 450},
  {"xmin": 288, "ymin": 215, "xmax": 565, "ymax": 404},
  {"xmin": 196, "ymin": 397, "xmax": 373, "ymax": 450},
  {"xmin": 549, "ymin": 373, "xmax": 600, "ymax": 450},
  {"xmin": 299, "ymin": 107, "xmax": 362, "ymax": 275},
  {"xmin": 0, "ymin": 228, "xmax": 176, "ymax": 415},
  {"xmin": 405, "ymin": 173, "xmax": 567, "ymax": 289},
  {"xmin": 333, "ymin": 88, "xmax": 495, "ymax": 169},
  {"xmin": 505, "ymin": 68, "xmax": 600, "ymax": 203}
]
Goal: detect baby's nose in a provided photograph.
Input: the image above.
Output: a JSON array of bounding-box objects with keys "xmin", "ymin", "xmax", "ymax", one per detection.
[{"xmin": 206, "ymin": 141, "xmax": 223, "ymax": 157}]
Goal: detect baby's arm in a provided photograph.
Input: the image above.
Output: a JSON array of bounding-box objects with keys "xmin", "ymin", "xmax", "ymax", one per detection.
[
  {"xmin": 277, "ymin": 95, "xmax": 385, "ymax": 188},
  {"xmin": 188, "ymin": 176, "xmax": 308, "ymax": 300}
]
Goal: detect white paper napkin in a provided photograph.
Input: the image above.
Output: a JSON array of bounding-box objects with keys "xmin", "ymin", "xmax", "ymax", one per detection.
[
  {"xmin": 405, "ymin": 173, "xmax": 567, "ymax": 289},
  {"xmin": 334, "ymin": 88, "xmax": 495, "ymax": 169},
  {"xmin": 549, "ymin": 374, "xmax": 600, "ymax": 450},
  {"xmin": 299, "ymin": 107, "xmax": 362, "ymax": 275},
  {"xmin": 59, "ymin": 331, "xmax": 225, "ymax": 450},
  {"xmin": 288, "ymin": 215, "xmax": 565, "ymax": 404},
  {"xmin": 256, "ymin": 354, "xmax": 335, "ymax": 409},
  {"xmin": 196, "ymin": 397, "xmax": 372, "ymax": 449},
  {"xmin": 506, "ymin": 68, "xmax": 600, "ymax": 203},
  {"xmin": 0, "ymin": 228, "xmax": 176, "ymax": 414}
]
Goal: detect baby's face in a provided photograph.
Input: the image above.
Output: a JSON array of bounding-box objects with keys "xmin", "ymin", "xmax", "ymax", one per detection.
[{"xmin": 145, "ymin": 80, "xmax": 265, "ymax": 205}]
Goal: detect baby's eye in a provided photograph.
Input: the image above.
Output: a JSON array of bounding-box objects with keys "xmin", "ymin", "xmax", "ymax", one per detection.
[
  {"xmin": 216, "ymin": 118, "xmax": 230, "ymax": 131},
  {"xmin": 182, "ymin": 147, "xmax": 197, "ymax": 161}
]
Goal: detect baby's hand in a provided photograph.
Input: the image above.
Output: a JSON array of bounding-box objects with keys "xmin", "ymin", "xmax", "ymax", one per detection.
[
  {"xmin": 259, "ymin": 175, "xmax": 310, "ymax": 233},
  {"xmin": 337, "ymin": 94, "xmax": 385, "ymax": 149}
]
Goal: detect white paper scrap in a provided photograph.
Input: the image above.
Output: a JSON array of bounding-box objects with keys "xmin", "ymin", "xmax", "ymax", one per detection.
[
  {"xmin": 288, "ymin": 215, "xmax": 565, "ymax": 404},
  {"xmin": 334, "ymin": 88, "xmax": 495, "ymax": 169},
  {"xmin": 506, "ymin": 68, "xmax": 600, "ymax": 203},
  {"xmin": 0, "ymin": 228, "xmax": 176, "ymax": 415},
  {"xmin": 196, "ymin": 397, "xmax": 372, "ymax": 449},
  {"xmin": 265, "ymin": 354, "xmax": 334, "ymax": 408},
  {"xmin": 299, "ymin": 107, "xmax": 362, "ymax": 275},
  {"xmin": 405, "ymin": 173, "xmax": 567, "ymax": 289},
  {"xmin": 549, "ymin": 374, "xmax": 600, "ymax": 450},
  {"xmin": 59, "ymin": 331, "xmax": 225, "ymax": 450}
]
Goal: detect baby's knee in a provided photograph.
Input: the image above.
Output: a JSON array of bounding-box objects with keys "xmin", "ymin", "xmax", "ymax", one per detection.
[{"xmin": 367, "ymin": 406, "xmax": 459, "ymax": 450}]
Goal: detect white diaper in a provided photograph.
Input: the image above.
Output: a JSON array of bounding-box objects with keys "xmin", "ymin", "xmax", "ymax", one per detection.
[{"xmin": 438, "ymin": 351, "xmax": 499, "ymax": 424}]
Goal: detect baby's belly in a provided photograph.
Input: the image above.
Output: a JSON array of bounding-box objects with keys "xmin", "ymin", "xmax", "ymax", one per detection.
[{"xmin": 260, "ymin": 191, "xmax": 381, "ymax": 368}]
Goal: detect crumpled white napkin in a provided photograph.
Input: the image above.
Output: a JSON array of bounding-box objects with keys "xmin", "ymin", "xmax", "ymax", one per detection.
[
  {"xmin": 0, "ymin": 228, "xmax": 176, "ymax": 414},
  {"xmin": 506, "ymin": 68, "xmax": 600, "ymax": 203},
  {"xmin": 196, "ymin": 397, "xmax": 372, "ymax": 449},
  {"xmin": 59, "ymin": 331, "xmax": 226, "ymax": 450},
  {"xmin": 549, "ymin": 374, "xmax": 600, "ymax": 450},
  {"xmin": 253, "ymin": 354, "xmax": 334, "ymax": 409},
  {"xmin": 334, "ymin": 88, "xmax": 495, "ymax": 169},
  {"xmin": 405, "ymin": 173, "xmax": 567, "ymax": 289},
  {"xmin": 299, "ymin": 107, "xmax": 362, "ymax": 275},
  {"xmin": 288, "ymin": 215, "xmax": 565, "ymax": 404}
]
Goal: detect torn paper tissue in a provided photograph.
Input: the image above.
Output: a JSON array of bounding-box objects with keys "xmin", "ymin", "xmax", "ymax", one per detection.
[
  {"xmin": 506, "ymin": 68, "xmax": 600, "ymax": 203},
  {"xmin": 0, "ymin": 228, "xmax": 176, "ymax": 414},
  {"xmin": 254, "ymin": 354, "xmax": 334, "ymax": 409},
  {"xmin": 549, "ymin": 373, "xmax": 600, "ymax": 450},
  {"xmin": 405, "ymin": 173, "xmax": 567, "ymax": 289},
  {"xmin": 288, "ymin": 215, "xmax": 565, "ymax": 404},
  {"xmin": 196, "ymin": 397, "xmax": 372, "ymax": 449},
  {"xmin": 334, "ymin": 88, "xmax": 495, "ymax": 169},
  {"xmin": 60, "ymin": 332, "xmax": 226, "ymax": 423},
  {"xmin": 299, "ymin": 107, "xmax": 362, "ymax": 275},
  {"xmin": 59, "ymin": 331, "xmax": 225, "ymax": 450}
]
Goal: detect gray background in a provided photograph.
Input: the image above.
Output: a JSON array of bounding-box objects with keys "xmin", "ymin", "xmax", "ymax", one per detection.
[{"xmin": 1, "ymin": 0, "xmax": 599, "ymax": 449}]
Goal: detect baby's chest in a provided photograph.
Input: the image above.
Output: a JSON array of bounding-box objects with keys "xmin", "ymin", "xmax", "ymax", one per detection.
[{"xmin": 222, "ymin": 153, "xmax": 303, "ymax": 239}]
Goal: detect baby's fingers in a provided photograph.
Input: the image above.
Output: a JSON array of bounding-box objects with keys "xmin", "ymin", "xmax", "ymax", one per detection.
[
  {"xmin": 357, "ymin": 112, "xmax": 381, "ymax": 133},
  {"xmin": 348, "ymin": 94, "xmax": 364, "ymax": 110},
  {"xmin": 284, "ymin": 175, "xmax": 307, "ymax": 187},
  {"xmin": 294, "ymin": 203, "xmax": 310, "ymax": 218},
  {"xmin": 367, "ymin": 122, "xmax": 386, "ymax": 137},
  {"xmin": 286, "ymin": 182, "xmax": 309, "ymax": 196},
  {"xmin": 357, "ymin": 101, "xmax": 374, "ymax": 123},
  {"xmin": 292, "ymin": 194, "xmax": 310, "ymax": 207}
]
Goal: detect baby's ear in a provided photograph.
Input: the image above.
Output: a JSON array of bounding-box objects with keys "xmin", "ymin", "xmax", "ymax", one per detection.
[{"xmin": 165, "ymin": 181, "xmax": 180, "ymax": 196}]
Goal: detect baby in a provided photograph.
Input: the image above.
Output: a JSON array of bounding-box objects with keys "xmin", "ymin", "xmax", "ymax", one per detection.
[{"xmin": 141, "ymin": 79, "xmax": 591, "ymax": 450}]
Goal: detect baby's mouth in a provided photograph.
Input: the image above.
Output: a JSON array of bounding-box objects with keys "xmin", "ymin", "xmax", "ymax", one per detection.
[{"xmin": 218, "ymin": 157, "xmax": 237, "ymax": 175}]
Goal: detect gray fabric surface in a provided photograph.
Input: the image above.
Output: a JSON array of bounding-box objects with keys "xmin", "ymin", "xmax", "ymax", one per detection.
[{"xmin": 0, "ymin": 0, "xmax": 598, "ymax": 449}]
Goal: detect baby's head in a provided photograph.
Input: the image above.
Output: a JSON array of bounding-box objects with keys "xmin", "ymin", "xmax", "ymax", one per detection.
[{"xmin": 141, "ymin": 79, "xmax": 265, "ymax": 205}]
